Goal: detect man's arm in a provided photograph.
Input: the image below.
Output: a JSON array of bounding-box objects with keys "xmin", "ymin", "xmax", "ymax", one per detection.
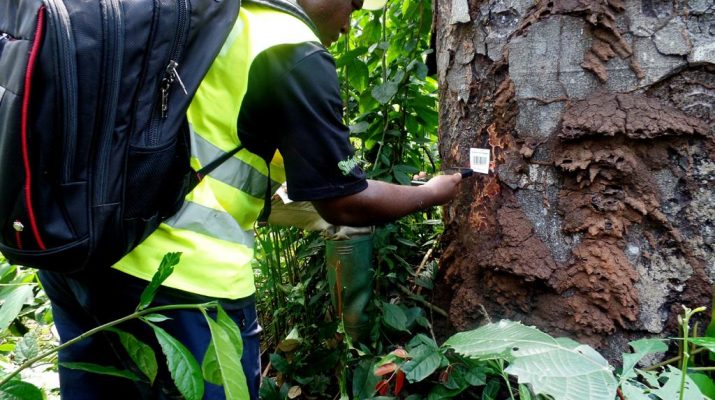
[{"xmin": 312, "ymin": 173, "xmax": 462, "ymax": 226}]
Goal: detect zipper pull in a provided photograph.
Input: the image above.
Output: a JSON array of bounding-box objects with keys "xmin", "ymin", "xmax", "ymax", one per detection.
[
  {"xmin": 159, "ymin": 60, "xmax": 187, "ymax": 118},
  {"xmin": 167, "ymin": 60, "xmax": 188, "ymax": 95}
]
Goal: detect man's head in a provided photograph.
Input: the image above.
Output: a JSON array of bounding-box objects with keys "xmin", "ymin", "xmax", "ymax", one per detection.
[{"xmin": 297, "ymin": 0, "xmax": 387, "ymax": 46}]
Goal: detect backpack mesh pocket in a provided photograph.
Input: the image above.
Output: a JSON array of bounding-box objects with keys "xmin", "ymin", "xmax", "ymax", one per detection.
[{"xmin": 124, "ymin": 139, "xmax": 184, "ymax": 219}]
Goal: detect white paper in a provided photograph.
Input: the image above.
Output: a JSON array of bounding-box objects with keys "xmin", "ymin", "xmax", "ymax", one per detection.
[{"xmin": 470, "ymin": 148, "xmax": 491, "ymax": 174}]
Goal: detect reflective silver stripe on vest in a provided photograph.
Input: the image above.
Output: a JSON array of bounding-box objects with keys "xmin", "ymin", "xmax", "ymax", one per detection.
[
  {"xmin": 190, "ymin": 128, "xmax": 281, "ymax": 198},
  {"xmin": 164, "ymin": 200, "xmax": 255, "ymax": 247}
]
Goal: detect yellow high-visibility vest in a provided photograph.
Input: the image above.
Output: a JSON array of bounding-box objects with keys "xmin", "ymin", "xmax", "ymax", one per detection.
[{"xmin": 114, "ymin": 5, "xmax": 320, "ymax": 299}]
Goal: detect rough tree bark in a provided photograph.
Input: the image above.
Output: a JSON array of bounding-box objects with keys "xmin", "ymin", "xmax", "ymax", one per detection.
[{"xmin": 434, "ymin": 0, "xmax": 715, "ymax": 359}]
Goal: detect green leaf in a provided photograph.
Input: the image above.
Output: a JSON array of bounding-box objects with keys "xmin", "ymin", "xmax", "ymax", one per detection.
[
  {"xmin": 269, "ymin": 353, "xmax": 290, "ymax": 374},
  {"xmin": 149, "ymin": 322, "xmax": 204, "ymax": 400},
  {"xmin": 689, "ymin": 373, "xmax": 715, "ymax": 399},
  {"xmin": 141, "ymin": 313, "xmax": 172, "ymax": 323},
  {"xmin": 202, "ymin": 313, "xmax": 249, "ymax": 400},
  {"xmin": 651, "ymin": 366, "xmax": 704, "ymax": 400},
  {"xmin": 372, "ymin": 81, "xmax": 399, "ymax": 104},
  {"xmin": 13, "ymin": 331, "xmax": 39, "ymax": 364},
  {"xmin": 0, "ymin": 285, "xmax": 33, "ymax": 331},
  {"xmin": 61, "ymin": 362, "xmax": 141, "ymax": 381},
  {"xmin": 401, "ymin": 343, "xmax": 443, "ymax": 383},
  {"xmin": 0, "ymin": 379, "xmax": 44, "ymax": 400},
  {"xmin": 216, "ymin": 307, "xmax": 244, "ymax": 359},
  {"xmin": 350, "ymin": 121, "xmax": 370, "ymax": 134},
  {"xmin": 690, "ymin": 337, "xmax": 715, "ymax": 353},
  {"xmin": 108, "ymin": 327, "xmax": 158, "ymax": 384},
  {"xmin": 202, "ymin": 342, "xmax": 221, "ymax": 385},
  {"xmin": 444, "ymin": 320, "xmax": 617, "ymax": 400},
  {"xmin": 518, "ymin": 384, "xmax": 533, "ymax": 400},
  {"xmin": 382, "ymin": 302, "xmax": 409, "ymax": 332},
  {"xmin": 137, "ymin": 252, "xmax": 181, "ymax": 311},
  {"xmin": 352, "ymin": 359, "xmax": 382, "ymax": 399},
  {"xmin": 619, "ymin": 338, "xmax": 668, "ymax": 382},
  {"xmin": 620, "ymin": 380, "xmax": 652, "ymax": 400},
  {"xmin": 481, "ymin": 379, "xmax": 500, "ymax": 400}
]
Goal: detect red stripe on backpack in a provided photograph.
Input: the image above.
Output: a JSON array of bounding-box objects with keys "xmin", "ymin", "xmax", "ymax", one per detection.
[{"xmin": 21, "ymin": 7, "xmax": 47, "ymax": 250}]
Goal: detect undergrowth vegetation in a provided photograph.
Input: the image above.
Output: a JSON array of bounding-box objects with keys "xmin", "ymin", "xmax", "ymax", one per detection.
[{"xmin": 2, "ymin": 1, "xmax": 715, "ymax": 400}]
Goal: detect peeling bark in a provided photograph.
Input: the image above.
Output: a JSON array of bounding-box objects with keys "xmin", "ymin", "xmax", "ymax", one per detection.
[{"xmin": 435, "ymin": 0, "xmax": 715, "ymax": 359}]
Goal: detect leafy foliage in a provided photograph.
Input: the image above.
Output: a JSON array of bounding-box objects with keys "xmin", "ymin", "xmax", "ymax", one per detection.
[
  {"xmin": 445, "ymin": 321, "xmax": 618, "ymax": 400},
  {"xmin": 107, "ymin": 327, "xmax": 159, "ymax": 384}
]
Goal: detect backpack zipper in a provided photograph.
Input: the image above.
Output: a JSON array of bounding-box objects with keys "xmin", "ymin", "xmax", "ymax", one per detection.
[
  {"xmin": 95, "ymin": 0, "xmax": 124, "ymax": 203},
  {"xmin": 44, "ymin": 0, "xmax": 79, "ymax": 183},
  {"xmin": 148, "ymin": 0, "xmax": 189, "ymax": 146}
]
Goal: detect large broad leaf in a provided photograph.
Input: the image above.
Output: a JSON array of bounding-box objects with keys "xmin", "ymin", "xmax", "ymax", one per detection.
[
  {"xmin": 352, "ymin": 359, "xmax": 382, "ymax": 399},
  {"xmin": 689, "ymin": 373, "xmax": 715, "ymax": 400},
  {"xmin": 149, "ymin": 322, "xmax": 204, "ymax": 400},
  {"xmin": 107, "ymin": 327, "xmax": 158, "ymax": 384},
  {"xmin": 444, "ymin": 320, "xmax": 617, "ymax": 400},
  {"xmin": 13, "ymin": 331, "xmax": 39, "ymax": 363},
  {"xmin": 401, "ymin": 334, "xmax": 444, "ymax": 383},
  {"xmin": 620, "ymin": 338, "xmax": 668, "ymax": 383},
  {"xmin": 372, "ymin": 81, "xmax": 398, "ymax": 104},
  {"xmin": 60, "ymin": 362, "xmax": 140, "ymax": 381},
  {"xmin": 651, "ymin": 366, "xmax": 704, "ymax": 400},
  {"xmin": 690, "ymin": 337, "xmax": 715, "ymax": 353},
  {"xmin": 137, "ymin": 253, "xmax": 181, "ymax": 311},
  {"xmin": 0, "ymin": 285, "xmax": 33, "ymax": 331},
  {"xmin": 0, "ymin": 380, "xmax": 44, "ymax": 400},
  {"xmin": 382, "ymin": 302, "xmax": 409, "ymax": 333},
  {"xmin": 202, "ymin": 312, "xmax": 249, "ymax": 400}
]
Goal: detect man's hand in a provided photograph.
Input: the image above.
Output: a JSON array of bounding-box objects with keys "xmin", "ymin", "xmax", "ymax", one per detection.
[
  {"xmin": 313, "ymin": 173, "xmax": 465, "ymax": 226},
  {"xmin": 421, "ymin": 173, "xmax": 462, "ymax": 205}
]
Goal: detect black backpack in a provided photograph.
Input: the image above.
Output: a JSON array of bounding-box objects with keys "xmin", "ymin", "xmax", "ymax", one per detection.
[{"xmin": 0, "ymin": 0, "xmax": 240, "ymax": 272}]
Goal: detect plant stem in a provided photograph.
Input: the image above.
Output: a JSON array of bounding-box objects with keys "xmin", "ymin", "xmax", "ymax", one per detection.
[
  {"xmin": 678, "ymin": 306, "xmax": 706, "ymax": 400},
  {"xmin": 643, "ymin": 347, "xmax": 707, "ymax": 372},
  {"xmin": 395, "ymin": 283, "xmax": 447, "ymax": 317},
  {"xmin": 0, "ymin": 302, "xmax": 214, "ymax": 387},
  {"xmin": 372, "ymin": 0, "xmax": 391, "ymax": 173},
  {"xmin": 498, "ymin": 359, "xmax": 516, "ymax": 400},
  {"xmin": 687, "ymin": 367, "xmax": 715, "ymax": 371}
]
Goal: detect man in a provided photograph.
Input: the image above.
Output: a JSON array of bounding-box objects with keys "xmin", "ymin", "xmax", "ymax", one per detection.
[{"xmin": 39, "ymin": 0, "xmax": 463, "ymax": 398}]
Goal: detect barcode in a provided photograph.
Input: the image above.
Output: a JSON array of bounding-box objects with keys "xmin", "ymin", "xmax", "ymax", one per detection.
[
  {"xmin": 471, "ymin": 155, "xmax": 488, "ymax": 166},
  {"xmin": 470, "ymin": 148, "xmax": 491, "ymax": 174}
]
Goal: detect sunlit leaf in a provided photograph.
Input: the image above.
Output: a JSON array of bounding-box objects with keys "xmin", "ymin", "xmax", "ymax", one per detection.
[
  {"xmin": 202, "ymin": 312, "xmax": 249, "ymax": 400},
  {"xmin": 372, "ymin": 81, "xmax": 399, "ymax": 104},
  {"xmin": 444, "ymin": 320, "xmax": 617, "ymax": 400},
  {"xmin": 690, "ymin": 337, "xmax": 715, "ymax": 353},
  {"xmin": 13, "ymin": 331, "xmax": 39, "ymax": 364},
  {"xmin": 651, "ymin": 366, "xmax": 703, "ymax": 400},
  {"xmin": 690, "ymin": 373, "xmax": 715, "ymax": 399},
  {"xmin": 0, "ymin": 285, "xmax": 32, "ymax": 331},
  {"xmin": 137, "ymin": 252, "xmax": 181, "ymax": 311},
  {"xmin": 0, "ymin": 379, "xmax": 44, "ymax": 400},
  {"xmin": 619, "ymin": 338, "xmax": 668, "ymax": 382},
  {"xmin": 141, "ymin": 314, "xmax": 172, "ymax": 323}
]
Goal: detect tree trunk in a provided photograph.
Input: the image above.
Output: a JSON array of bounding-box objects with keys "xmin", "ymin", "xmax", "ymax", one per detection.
[{"xmin": 434, "ymin": 0, "xmax": 715, "ymax": 359}]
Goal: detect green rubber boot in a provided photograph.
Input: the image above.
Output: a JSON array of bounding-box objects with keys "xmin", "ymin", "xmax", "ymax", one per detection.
[{"xmin": 326, "ymin": 234, "xmax": 374, "ymax": 344}]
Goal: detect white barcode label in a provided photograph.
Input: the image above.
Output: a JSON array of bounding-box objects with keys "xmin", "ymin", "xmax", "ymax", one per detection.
[{"xmin": 470, "ymin": 148, "xmax": 490, "ymax": 174}]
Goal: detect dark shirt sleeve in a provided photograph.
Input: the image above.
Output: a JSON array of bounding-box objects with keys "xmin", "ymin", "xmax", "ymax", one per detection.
[{"xmin": 237, "ymin": 42, "xmax": 367, "ymax": 201}]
